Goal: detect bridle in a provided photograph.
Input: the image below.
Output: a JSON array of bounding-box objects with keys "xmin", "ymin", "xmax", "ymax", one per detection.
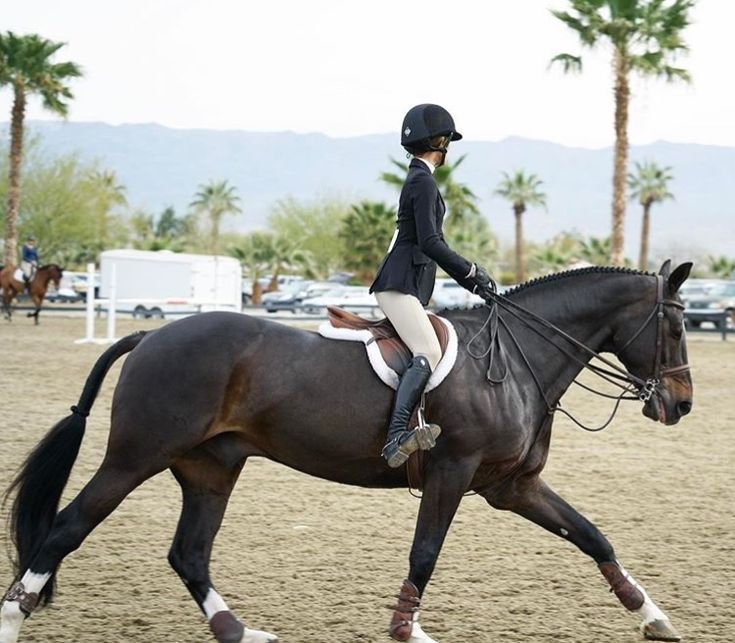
[
  {"xmin": 614, "ymin": 274, "xmax": 689, "ymax": 401},
  {"xmin": 468, "ymin": 274, "xmax": 690, "ymax": 431}
]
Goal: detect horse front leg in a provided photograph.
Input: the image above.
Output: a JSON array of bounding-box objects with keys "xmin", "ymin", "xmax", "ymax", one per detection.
[
  {"xmin": 388, "ymin": 456, "xmax": 479, "ymax": 643},
  {"xmin": 486, "ymin": 478, "xmax": 681, "ymax": 641}
]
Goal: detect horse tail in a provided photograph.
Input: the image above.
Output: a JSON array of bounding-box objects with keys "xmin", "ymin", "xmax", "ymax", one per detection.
[{"xmin": 4, "ymin": 330, "xmax": 149, "ymax": 605}]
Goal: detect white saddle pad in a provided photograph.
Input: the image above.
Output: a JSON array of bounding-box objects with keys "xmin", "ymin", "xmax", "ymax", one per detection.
[
  {"xmin": 13, "ymin": 268, "xmax": 24, "ymax": 282},
  {"xmin": 317, "ymin": 314, "xmax": 458, "ymax": 392}
]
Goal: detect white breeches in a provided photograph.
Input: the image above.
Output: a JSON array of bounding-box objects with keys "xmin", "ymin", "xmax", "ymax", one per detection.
[{"xmin": 375, "ymin": 291, "xmax": 442, "ymax": 371}]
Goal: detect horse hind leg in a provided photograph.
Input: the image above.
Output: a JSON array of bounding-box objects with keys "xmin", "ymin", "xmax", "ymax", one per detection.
[
  {"xmin": 0, "ymin": 459, "xmax": 157, "ymax": 643},
  {"xmin": 485, "ymin": 477, "xmax": 681, "ymax": 642},
  {"xmin": 168, "ymin": 436, "xmax": 278, "ymax": 643}
]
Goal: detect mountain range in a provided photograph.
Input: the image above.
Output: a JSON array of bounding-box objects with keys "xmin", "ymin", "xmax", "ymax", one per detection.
[{"xmin": 6, "ymin": 121, "xmax": 734, "ymax": 259}]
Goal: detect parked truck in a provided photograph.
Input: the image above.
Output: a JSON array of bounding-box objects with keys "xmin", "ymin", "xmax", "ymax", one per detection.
[{"xmin": 99, "ymin": 249, "xmax": 242, "ymax": 318}]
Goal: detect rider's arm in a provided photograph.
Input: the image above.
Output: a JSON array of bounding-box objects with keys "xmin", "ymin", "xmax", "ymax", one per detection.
[{"xmin": 411, "ymin": 174, "xmax": 474, "ymax": 283}]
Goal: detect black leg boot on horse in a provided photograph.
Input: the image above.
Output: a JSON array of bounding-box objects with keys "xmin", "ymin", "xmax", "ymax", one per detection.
[{"xmin": 381, "ymin": 355, "xmax": 440, "ymax": 468}]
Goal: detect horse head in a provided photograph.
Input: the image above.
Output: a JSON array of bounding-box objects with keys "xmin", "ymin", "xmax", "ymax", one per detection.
[
  {"xmin": 611, "ymin": 260, "xmax": 693, "ymax": 426},
  {"xmin": 42, "ymin": 264, "xmax": 64, "ymax": 287}
]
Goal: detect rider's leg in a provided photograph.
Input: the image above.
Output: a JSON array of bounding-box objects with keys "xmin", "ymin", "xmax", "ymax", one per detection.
[{"xmin": 375, "ymin": 291, "xmax": 442, "ymax": 468}]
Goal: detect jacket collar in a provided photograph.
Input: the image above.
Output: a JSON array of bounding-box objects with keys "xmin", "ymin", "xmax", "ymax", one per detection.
[{"xmin": 409, "ymin": 157, "xmax": 434, "ymax": 174}]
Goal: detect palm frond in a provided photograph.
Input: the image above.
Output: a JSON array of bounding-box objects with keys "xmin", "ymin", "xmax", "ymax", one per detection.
[{"xmin": 549, "ymin": 53, "xmax": 583, "ymax": 73}]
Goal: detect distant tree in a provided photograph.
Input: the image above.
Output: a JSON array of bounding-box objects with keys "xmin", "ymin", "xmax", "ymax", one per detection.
[
  {"xmin": 532, "ymin": 245, "xmax": 574, "ymax": 275},
  {"xmin": 129, "ymin": 206, "xmax": 189, "ymax": 251},
  {"xmin": 494, "ymin": 170, "xmax": 547, "ymax": 282},
  {"xmin": 578, "ymin": 235, "xmax": 614, "ymax": 266},
  {"xmin": 0, "ymin": 146, "xmax": 128, "ymax": 266},
  {"xmin": 339, "ymin": 200, "xmax": 396, "ymax": 284},
  {"xmin": 708, "ymin": 255, "xmax": 735, "ymax": 279},
  {"xmin": 190, "ymin": 179, "xmax": 242, "ymax": 254},
  {"xmin": 0, "ymin": 31, "xmax": 82, "ymax": 265},
  {"xmin": 229, "ymin": 232, "xmax": 274, "ymax": 304},
  {"xmin": 268, "ymin": 197, "xmax": 349, "ymax": 279},
  {"xmin": 551, "ymin": 0, "xmax": 694, "ymax": 266},
  {"xmin": 627, "ymin": 161, "xmax": 674, "ymax": 270},
  {"xmin": 444, "ymin": 213, "xmax": 497, "ymax": 272},
  {"xmin": 265, "ymin": 235, "xmax": 312, "ymax": 291},
  {"xmin": 87, "ymin": 169, "xmax": 127, "ymax": 248}
]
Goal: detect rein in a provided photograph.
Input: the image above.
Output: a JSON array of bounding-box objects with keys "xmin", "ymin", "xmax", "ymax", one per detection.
[{"xmin": 467, "ymin": 275, "xmax": 690, "ymax": 432}]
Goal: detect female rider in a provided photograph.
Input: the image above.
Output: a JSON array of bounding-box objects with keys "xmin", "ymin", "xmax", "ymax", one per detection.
[{"xmin": 370, "ymin": 104, "xmax": 492, "ymax": 468}]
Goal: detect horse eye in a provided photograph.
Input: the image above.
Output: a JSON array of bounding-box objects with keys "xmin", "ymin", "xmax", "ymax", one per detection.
[{"xmin": 671, "ymin": 325, "xmax": 683, "ymax": 340}]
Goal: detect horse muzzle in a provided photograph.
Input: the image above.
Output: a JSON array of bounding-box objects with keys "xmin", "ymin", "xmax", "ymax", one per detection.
[{"xmin": 642, "ymin": 389, "xmax": 692, "ymax": 426}]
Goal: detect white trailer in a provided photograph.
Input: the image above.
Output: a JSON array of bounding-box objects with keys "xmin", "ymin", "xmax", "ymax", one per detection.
[{"xmin": 99, "ymin": 249, "xmax": 241, "ymax": 318}]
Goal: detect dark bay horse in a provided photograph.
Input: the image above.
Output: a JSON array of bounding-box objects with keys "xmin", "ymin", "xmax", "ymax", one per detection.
[
  {"xmin": 0, "ymin": 263, "xmax": 693, "ymax": 643},
  {"xmin": 0, "ymin": 264, "xmax": 63, "ymax": 325}
]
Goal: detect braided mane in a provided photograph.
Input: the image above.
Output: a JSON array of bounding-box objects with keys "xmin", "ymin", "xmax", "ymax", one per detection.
[{"xmin": 504, "ymin": 266, "xmax": 655, "ymax": 297}]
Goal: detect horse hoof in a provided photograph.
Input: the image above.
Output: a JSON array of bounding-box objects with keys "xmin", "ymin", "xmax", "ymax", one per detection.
[{"xmin": 642, "ymin": 619, "xmax": 681, "ymax": 641}]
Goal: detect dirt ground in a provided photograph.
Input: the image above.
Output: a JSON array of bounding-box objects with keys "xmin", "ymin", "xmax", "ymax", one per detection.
[{"xmin": 0, "ymin": 315, "xmax": 733, "ymax": 643}]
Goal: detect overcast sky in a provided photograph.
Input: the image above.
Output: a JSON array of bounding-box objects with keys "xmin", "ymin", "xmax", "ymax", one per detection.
[{"xmin": 3, "ymin": 0, "xmax": 734, "ymax": 148}]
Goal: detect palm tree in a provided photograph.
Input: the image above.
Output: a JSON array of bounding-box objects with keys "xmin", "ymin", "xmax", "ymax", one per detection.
[
  {"xmin": 578, "ymin": 236, "xmax": 613, "ymax": 266},
  {"xmin": 708, "ymin": 256, "xmax": 735, "ymax": 279},
  {"xmin": 494, "ymin": 171, "xmax": 547, "ymax": 283},
  {"xmin": 550, "ymin": 0, "xmax": 693, "ymax": 266},
  {"xmin": 338, "ymin": 200, "xmax": 397, "ymax": 284},
  {"xmin": 627, "ymin": 161, "xmax": 674, "ymax": 270},
  {"xmin": 264, "ymin": 235, "xmax": 312, "ymax": 291},
  {"xmin": 229, "ymin": 233, "xmax": 274, "ymax": 304},
  {"xmin": 190, "ymin": 180, "xmax": 242, "ymax": 254},
  {"xmin": 0, "ymin": 31, "xmax": 82, "ymax": 265}
]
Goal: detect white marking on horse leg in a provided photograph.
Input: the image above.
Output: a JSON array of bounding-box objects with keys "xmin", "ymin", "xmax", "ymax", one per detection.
[
  {"xmin": 202, "ymin": 587, "xmax": 231, "ymax": 620},
  {"xmin": 18, "ymin": 571, "xmax": 51, "ymax": 596},
  {"xmin": 615, "ymin": 562, "xmax": 671, "ymax": 630},
  {"xmin": 0, "ymin": 571, "xmax": 51, "ymax": 643},
  {"xmin": 0, "ymin": 603, "xmax": 24, "ymax": 643},
  {"xmin": 407, "ymin": 613, "xmax": 438, "ymax": 643},
  {"xmin": 203, "ymin": 589, "xmax": 278, "ymax": 642}
]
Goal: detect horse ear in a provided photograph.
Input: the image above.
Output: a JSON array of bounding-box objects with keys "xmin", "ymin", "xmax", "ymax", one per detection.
[
  {"xmin": 669, "ymin": 262, "xmax": 693, "ymax": 293},
  {"xmin": 658, "ymin": 259, "xmax": 672, "ymax": 278}
]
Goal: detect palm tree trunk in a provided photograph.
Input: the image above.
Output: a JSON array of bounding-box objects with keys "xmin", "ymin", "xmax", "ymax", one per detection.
[
  {"xmin": 638, "ymin": 200, "xmax": 652, "ymax": 271},
  {"xmin": 4, "ymin": 83, "xmax": 26, "ymax": 266},
  {"xmin": 611, "ymin": 46, "xmax": 630, "ymax": 267},
  {"xmin": 252, "ymin": 280, "xmax": 263, "ymax": 305},
  {"xmin": 514, "ymin": 204, "xmax": 525, "ymax": 283}
]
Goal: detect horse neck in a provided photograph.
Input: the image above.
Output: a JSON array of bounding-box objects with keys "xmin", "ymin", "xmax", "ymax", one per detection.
[
  {"xmin": 502, "ymin": 273, "xmax": 656, "ymax": 402},
  {"xmin": 33, "ymin": 268, "xmax": 55, "ymax": 289}
]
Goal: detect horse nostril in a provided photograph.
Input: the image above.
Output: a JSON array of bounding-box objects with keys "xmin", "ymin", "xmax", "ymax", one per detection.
[{"xmin": 678, "ymin": 400, "xmax": 692, "ymax": 416}]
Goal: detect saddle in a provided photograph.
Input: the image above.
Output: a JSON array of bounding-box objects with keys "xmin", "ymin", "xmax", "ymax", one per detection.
[
  {"xmin": 320, "ymin": 307, "xmax": 460, "ymax": 491},
  {"xmin": 319, "ymin": 307, "xmax": 458, "ymax": 392}
]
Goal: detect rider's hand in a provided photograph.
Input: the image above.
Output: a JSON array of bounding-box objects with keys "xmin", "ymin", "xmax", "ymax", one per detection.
[{"xmin": 470, "ymin": 264, "xmax": 496, "ymax": 297}]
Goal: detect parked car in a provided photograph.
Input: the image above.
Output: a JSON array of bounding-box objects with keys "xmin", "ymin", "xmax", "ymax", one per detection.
[
  {"xmin": 430, "ymin": 278, "xmax": 484, "ymax": 309},
  {"xmin": 46, "ymin": 273, "xmax": 83, "ymax": 303},
  {"xmin": 70, "ymin": 272, "xmax": 101, "ymax": 299},
  {"xmin": 261, "ymin": 279, "xmax": 313, "ymax": 312},
  {"xmin": 301, "ymin": 286, "xmax": 378, "ymax": 316},
  {"xmin": 679, "ymin": 278, "xmax": 724, "ymax": 300},
  {"xmin": 683, "ymin": 280, "xmax": 735, "ymax": 329}
]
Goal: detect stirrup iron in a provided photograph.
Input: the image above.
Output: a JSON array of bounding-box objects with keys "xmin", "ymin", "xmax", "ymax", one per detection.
[{"xmin": 383, "ymin": 394, "xmax": 442, "ymax": 468}]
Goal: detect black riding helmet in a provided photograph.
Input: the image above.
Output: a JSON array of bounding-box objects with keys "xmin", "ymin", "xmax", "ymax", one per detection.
[{"xmin": 401, "ymin": 104, "xmax": 462, "ymax": 153}]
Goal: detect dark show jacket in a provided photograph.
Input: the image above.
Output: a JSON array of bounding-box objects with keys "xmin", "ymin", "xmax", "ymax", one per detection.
[{"xmin": 370, "ymin": 158, "xmax": 473, "ymax": 306}]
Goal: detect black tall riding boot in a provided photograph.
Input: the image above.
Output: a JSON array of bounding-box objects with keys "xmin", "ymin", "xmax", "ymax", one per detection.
[{"xmin": 381, "ymin": 355, "xmax": 440, "ymax": 468}]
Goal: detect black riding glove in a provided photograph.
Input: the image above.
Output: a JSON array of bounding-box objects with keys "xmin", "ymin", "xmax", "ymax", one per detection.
[{"xmin": 467, "ymin": 263, "xmax": 495, "ymax": 296}]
